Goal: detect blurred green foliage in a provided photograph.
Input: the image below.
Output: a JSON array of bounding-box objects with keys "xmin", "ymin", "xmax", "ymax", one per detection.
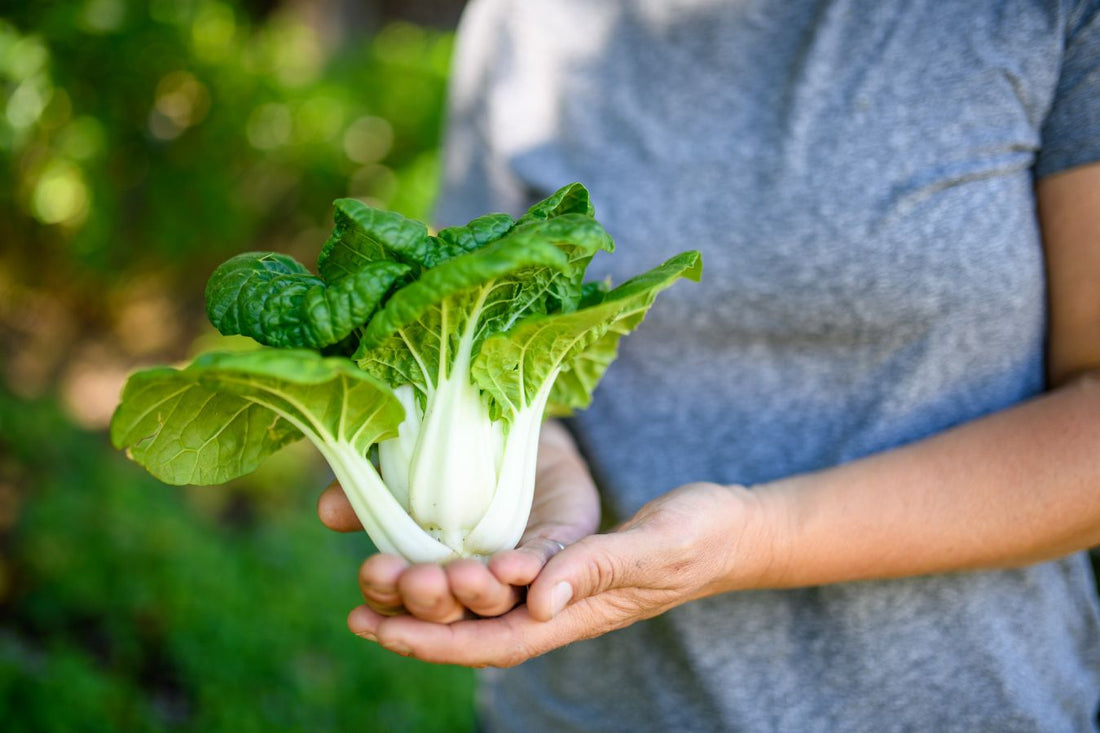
[
  {"xmin": 0, "ymin": 1, "xmax": 477, "ymax": 730},
  {"xmin": 0, "ymin": 390, "xmax": 475, "ymax": 732},
  {"xmin": 1, "ymin": 0, "xmax": 451, "ymax": 295}
]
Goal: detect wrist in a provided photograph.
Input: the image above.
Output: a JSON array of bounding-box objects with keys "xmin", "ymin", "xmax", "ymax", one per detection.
[{"xmin": 709, "ymin": 480, "xmax": 800, "ymax": 594}]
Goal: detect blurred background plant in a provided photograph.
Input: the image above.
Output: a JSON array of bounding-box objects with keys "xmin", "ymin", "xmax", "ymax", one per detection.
[{"xmin": 0, "ymin": 1, "xmax": 475, "ymax": 730}]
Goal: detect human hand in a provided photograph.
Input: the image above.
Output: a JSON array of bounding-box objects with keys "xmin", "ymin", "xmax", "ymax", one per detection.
[
  {"xmin": 316, "ymin": 420, "xmax": 601, "ymax": 622},
  {"xmin": 343, "ymin": 481, "xmax": 774, "ymax": 667}
]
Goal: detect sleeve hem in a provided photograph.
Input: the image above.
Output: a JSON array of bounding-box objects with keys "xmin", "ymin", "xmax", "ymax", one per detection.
[{"xmin": 1034, "ymin": 149, "xmax": 1100, "ymax": 179}]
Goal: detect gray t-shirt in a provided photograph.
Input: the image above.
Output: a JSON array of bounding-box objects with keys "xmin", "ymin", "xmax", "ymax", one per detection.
[{"xmin": 434, "ymin": 1, "xmax": 1100, "ymax": 730}]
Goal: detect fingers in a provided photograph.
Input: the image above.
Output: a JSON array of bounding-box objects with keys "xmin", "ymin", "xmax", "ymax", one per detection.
[
  {"xmin": 358, "ymin": 533, "xmax": 598, "ymax": 623},
  {"xmin": 353, "ymin": 520, "xmax": 651, "ymax": 625},
  {"xmin": 446, "ymin": 559, "xmax": 521, "ymax": 617},
  {"xmin": 345, "ymin": 535, "xmax": 664, "ymax": 667},
  {"xmin": 397, "ymin": 564, "xmax": 467, "ymax": 623},
  {"xmin": 358, "ymin": 551, "xmax": 530, "ymax": 622},
  {"xmin": 317, "ymin": 482, "xmax": 362, "ymax": 532},
  {"xmin": 347, "ymin": 533, "xmax": 656, "ymax": 667},
  {"xmin": 526, "ymin": 531, "xmax": 651, "ymax": 622},
  {"xmin": 488, "ymin": 535, "xmax": 569, "ymax": 586},
  {"xmin": 359, "ymin": 554, "xmax": 468, "ymax": 623},
  {"xmin": 358, "ymin": 554, "xmax": 408, "ymax": 615},
  {"xmin": 348, "ymin": 603, "xmax": 567, "ymax": 668},
  {"xmin": 346, "ymin": 483, "xmax": 742, "ymax": 667}
]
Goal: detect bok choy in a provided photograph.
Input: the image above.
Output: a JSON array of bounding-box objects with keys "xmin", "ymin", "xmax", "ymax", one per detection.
[{"xmin": 111, "ymin": 184, "xmax": 701, "ymax": 563}]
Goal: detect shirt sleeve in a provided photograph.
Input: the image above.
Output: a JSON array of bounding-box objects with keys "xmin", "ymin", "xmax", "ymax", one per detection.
[{"xmin": 1035, "ymin": 0, "xmax": 1100, "ymax": 177}]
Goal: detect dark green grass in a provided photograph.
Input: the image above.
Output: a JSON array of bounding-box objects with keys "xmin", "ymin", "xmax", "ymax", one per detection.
[{"xmin": 0, "ymin": 389, "xmax": 475, "ymax": 732}]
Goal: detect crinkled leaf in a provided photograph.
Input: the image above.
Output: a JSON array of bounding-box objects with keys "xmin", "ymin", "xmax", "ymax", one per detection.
[
  {"xmin": 461, "ymin": 215, "xmax": 612, "ymax": 335},
  {"xmin": 515, "ymin": 184, "xmax": 614, "ymax": 310},
  {"xmin": 317, "ymin": 198, "xmax": 434, "ymax": 278},
  {"xmin": 472, "ymin": 251, "xmax": 702, "ymax": 418},
  {"xmin": 529, "ymin": 213, "xmax": 614, "ymax": 312},
  {"xmin": 357, "ymin": 335, "xmax": 438, "ymax": 396},
  {"xmin": 355, "ymin": 233, "xmax": 571, "ymax": 388},
  {"xmin": 431, "ymin": 213, "xmax": 515, "ymax": 264},
  {"xmin": 517, "ymin": 182, "xmax": 596, "ymax": 224},
  {"xmin": 545, "ymin": 328, "xmax": 620, "ymax": 417},
  {"xmin": 205, "ymin": 252, "xmax": 409, "ymax": 349},
  {"xmin": 531, "ymin": 280, "xmax": 614, "ymax": 416},
  {"xmin": 110, "ymin": 349, "xmax": 404, "ymax": 485},
  {"xmin": 356, "ymin": 215, "xmax": 615, "ymax": 392}
]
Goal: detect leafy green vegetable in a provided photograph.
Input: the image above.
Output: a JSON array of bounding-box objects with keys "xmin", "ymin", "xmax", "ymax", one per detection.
[
  {"xmin": 112, "ymin": 184, "xmax": 701, "ymax": 562},
  {"xmin": 205, "ymin": 253, "xmax": 410, "ymax": 350}
]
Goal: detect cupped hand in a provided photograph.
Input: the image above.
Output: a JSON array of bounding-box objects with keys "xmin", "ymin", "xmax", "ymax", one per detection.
[
  {"xmin": 316, "ymin": 420, "xmax": 601, "ymax": 622},
  {"xmin": 342, "ymin": 481, "xmax": 772, "ymax": 667}
]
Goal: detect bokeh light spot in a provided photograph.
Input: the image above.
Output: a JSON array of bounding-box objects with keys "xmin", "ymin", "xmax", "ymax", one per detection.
[
  {"xmin": 266, "ymin": 16, "xmax": 323, "ymax": 88},
  {"xmin": 31, "ymin": 160, "xmax": 90, "ymax": 225},
  {"xmin": 6, "ymin": 78, "xmax": 51, "ymax": 128},
  {"xmin": 80, "ymin": 0, "xmax": 127, "ymax": 34},
  {"xmin": 294, "ymin": 95, "xmax": 345, "ymax": 143},
  {"xmin": 246, "ymin": 102, "xmax": 292, "ymax": 149},
  {"xmin": 155, "ymin": 70, "xmax": 210, "ymax": 126},
  {"xmin": 343, "ymin": 115, "xmax": 393, "ymax": 164},
  {"xmin": 4, "ymin": 34, "xmax": 49, "ymax": 79},
  {"xmin": 148, "ymin": 108, "xmax": 182, "ymax": 140},
  {"xmin": 191, "ymin": 1, "xmax": 236, "ymax": 62}
]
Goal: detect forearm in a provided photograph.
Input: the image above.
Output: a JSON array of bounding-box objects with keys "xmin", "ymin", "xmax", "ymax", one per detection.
[{"xmin": 740, "ymin": 373, "xmax": 1100, "ymax": 590}]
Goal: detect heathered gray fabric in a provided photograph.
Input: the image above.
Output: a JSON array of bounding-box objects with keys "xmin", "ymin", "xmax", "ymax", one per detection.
[{"xmin": 435, "ymin": 1, "xmax": 1100, "ymax": 731}]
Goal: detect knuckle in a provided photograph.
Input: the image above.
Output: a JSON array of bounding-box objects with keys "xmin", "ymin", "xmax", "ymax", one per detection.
[
  {"xmin": 479, "ymin": 597, "xmax": 519, "ymax": 619},
  {"xmin": 584, "ymin": 546, "xmax": 622, "ymax": 594},
  {"xmin": 359, "ymin": 554, "xmax": 401, "ymax": 586},
  {"xmin": 405, "ymin": 591, "xmax": 447, "ymax": 616},
  {"xmin": 358, "ymin": 561, "xmax": 379, "ymax": 586},
  {"xmin": 462, "ymin": 595, "xmax": 499, "ymax": 617},
  {"xmin": 459, "ymin": 588, "xmax": 485, "ymax": 607}
]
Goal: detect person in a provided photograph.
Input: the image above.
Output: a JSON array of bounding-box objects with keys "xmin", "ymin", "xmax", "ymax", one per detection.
[{"xmin": 318, "ymin": 1, "xmax": 1100, "ymax": 730}]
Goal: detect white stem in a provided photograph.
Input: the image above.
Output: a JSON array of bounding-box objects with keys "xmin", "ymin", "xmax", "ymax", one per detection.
[
  {"xmin": 324, "ymin": 442, "xmax": 455, "ymax": 564},
  {"xmin": 214, "ymin": 378, "xmax": 453, "ymax": 563},
  {"xmin": 407, "ymin": 363, "xmax": 500, "ymax": 551},
  {"xmin": 463, "ymin": 367, "xmax": 560, "ymax": 556},
  {"xmin": 377, "ymin": 384, "xmax": 422, "ymax": 511},
  {"xmin": 407, "ymin": 288, "xmax": 501, "ymax": 553}
]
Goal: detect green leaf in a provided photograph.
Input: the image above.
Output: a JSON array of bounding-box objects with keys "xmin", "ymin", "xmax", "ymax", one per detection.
[
  {"xmin": 355, "ymin": 213, "xmax": 617, "ymax": 393},
  {"xmin": 545, "ymin": 329, "xmax": 620, "ymax": 417},
  {"xmin": 356, "ymin": 336, "xmax": 437, "ymax": 397},
  {"xmin": 472, "ymin": 251, "xmax": 702, "ymax": 417},
  {"xmin": 513, "ymin": 185, "xmax": 613, "ymax": 310},
  {"xmin": 110, "ymin": 350, "xmax": 404, "ymax": 486},
  {"xmin": 205, "ymin": 252, "xmax": 410, "ymax": 350},
  {"xmin": 355, "ymin": 232, "xmax": 571, "ymax": 388},
  {"xmin": 526, "ymin": 213, "xmax": 614, "ymax": 311},
  {"xmin": 316, "ymin": 198, "xmax": 434, "ymax": 279},
  {"xmin": 516, "ymin": 182, "xmax": 596, "ymax": 224},
  {"xmin": 431, "ymin": 213, "xmax": 515, "ymax": 264}
]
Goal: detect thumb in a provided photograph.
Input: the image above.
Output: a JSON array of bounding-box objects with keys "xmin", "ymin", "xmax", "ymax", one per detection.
[{"xmin": 525, "ymin": 529, "xmax": 649, "ymax": 622}]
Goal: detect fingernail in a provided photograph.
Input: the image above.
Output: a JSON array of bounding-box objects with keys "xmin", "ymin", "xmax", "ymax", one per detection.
[
  {"xmin": 549, "ymin": 581, "xmax": 573, "ymax": 618},
  {"xmin": 356, "ymin": 630, "xmax": 377, "ymax": 643}
]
